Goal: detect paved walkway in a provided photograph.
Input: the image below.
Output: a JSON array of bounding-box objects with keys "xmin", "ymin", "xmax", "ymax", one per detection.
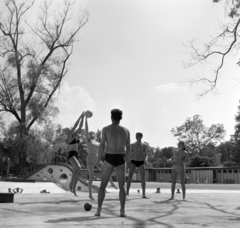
[{"xmin": 1, "ymin": 188, "xmax": 240, "ymax": 227}]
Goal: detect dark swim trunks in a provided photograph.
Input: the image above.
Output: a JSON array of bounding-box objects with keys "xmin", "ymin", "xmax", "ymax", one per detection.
[
  {"xmin": 68, "ymin": 151, "xmax": 78, "ymax": 160},
  {"xmin": 105, "ymin": 154, "xmax": 126, "ymax": 167},
  {"xmin": 131, "ymin": 160, "xmax": 144, "ymax": 167}
]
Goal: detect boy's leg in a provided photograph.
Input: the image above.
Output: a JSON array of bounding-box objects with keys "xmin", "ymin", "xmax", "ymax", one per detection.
[
  {"xmin": 116, "ymin": 163, "xmax": 127, "ymax": 217},
  {"xmin": 169, "ymin": 169, "xmax": 178, "ymax": 200},
  {"xmin": 126, "ymin": 163, "xmax": 136, "ymax": 195},
  {"xmin": 138, "ymin": 164, "xmax": 148, "ymax": 198},
  {"xmin": 95, "ymin": 161, "xmax": 114, "ymax": 216}
]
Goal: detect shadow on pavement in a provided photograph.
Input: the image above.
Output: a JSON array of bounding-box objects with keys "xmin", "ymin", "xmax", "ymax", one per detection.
[
  {"xmin": 228, "ymin": 217, "xmax": 240, "ymax": 221},
  {"xmin": 19, "ymin": 200, "xmax": 82, "ymax": 205},
  {"xmin": 45, "ymin": 215, "xmax": 111, "ymax": 223},
  {"xmin": 44, "ymin": 200, "xmax": 178, "ymax": 228},
  {"xmin": 188, "ymin": 200, "xmax": 240, "ymax": 217}
]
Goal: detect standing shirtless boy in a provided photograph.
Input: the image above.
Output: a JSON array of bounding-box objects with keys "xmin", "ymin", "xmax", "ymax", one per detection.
[
  {"xmin": 126, "ymin": 132, "xmax": 149, "ymax": 198},
  {"xmin": 95, "ymin": 109, "xmax": 130, "ymax": 217}
]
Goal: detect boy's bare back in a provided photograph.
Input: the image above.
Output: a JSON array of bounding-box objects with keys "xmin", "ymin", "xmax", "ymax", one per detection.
[{"xmin": 103, "ymin": 124, "xmax": 130, "ymax": 154}]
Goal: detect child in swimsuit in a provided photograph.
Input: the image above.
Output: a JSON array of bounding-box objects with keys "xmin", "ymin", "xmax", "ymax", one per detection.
[
  {"xmin": 167, "ymin": 141, "xmax": 189, "ymax": 201},
  {"xmin": 62, "ymin": 112, "xmax": 85, "ymax": 196}
]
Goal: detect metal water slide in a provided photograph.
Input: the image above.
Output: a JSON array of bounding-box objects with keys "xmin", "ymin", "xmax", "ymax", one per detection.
[{"xmin": 21, "ymin": 157, "xmax": 100, "ymax": 193}]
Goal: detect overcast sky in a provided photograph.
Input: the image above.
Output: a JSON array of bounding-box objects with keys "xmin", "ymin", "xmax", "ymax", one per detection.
[{"xmin": 1, "ymin": 0, "xmax": 240, "ymax": 148}]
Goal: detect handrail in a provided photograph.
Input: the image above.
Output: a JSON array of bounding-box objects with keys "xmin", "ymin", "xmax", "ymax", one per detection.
[
  {"xmin": 52, "ymin": 155, "xmax": 67, "ymax": 164},
  {"xmin": 20, "ymin": 155, "xmax": 67, "ymax": 179}
]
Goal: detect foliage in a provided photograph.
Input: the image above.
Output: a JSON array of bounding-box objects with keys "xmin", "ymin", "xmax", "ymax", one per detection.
[
  {"xmin": 0, "ymin": 114, "xmax": 5, "ymax": 134},
  {"xmin": 213, "ymin": 0, "xmax": 240, "ymax": 18},
  {"xmin": 145, "ymin": 145, "xmax": 155, "ymax": 168},
  {"xmin": 188, "ymin": 154, "xmax": 217, "ymax": 167},
  {"xmin": 158, "ymin": 147, "xmax": 174, "ymax": 159},
  {"xmin": 145, "ymin": 146, "xmax": 174, "ymax": 168},
  {"xmin": 222, "ymin": 160, "xmax": 238, "ymax": 167},
  {"xmin": 0, "ymin": 0, "xmax": 88, "ymax": 171},
  {"xmin": 0, "ymin": 121, "xmax": 69, "ymax": 173},
  {"xmin": 230, "ymin": 100, "xmax": 240, "ymax": 164},
  {"xmin": 185, "ymin": 0, "xmax": 240, "ymax": 96},
  {"xmin": 217, "ymin": 141, "xmax": 236, "ymax": 163},
  {"xmin": 171, "ymin": 115, "xmax": 225, "ymax": 155}
]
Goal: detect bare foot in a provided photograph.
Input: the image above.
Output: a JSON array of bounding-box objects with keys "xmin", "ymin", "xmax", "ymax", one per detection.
[
  {"xmin": 168, "ymin": 197, "xmax": 174, "ymax": 200},
  {"xmin": 72, "ymin": 189, "xmax": 78, "ymax": 197},
  {"xmin": 69, "ymin": 184, "xmax": 77, "ymax": 196},
  {"xmin": 142, "ymin": 195, "xmax": 149, "ymax": 199},
  {"xmin": 89, "ymin": 196, "xmax": 95, "ymax": 201},
  {"xmin": 111, "ymin": 184, "xmax": 118, "ymax": 190},
  {"xmin": 95, "ymin": 209, "xmax": 101, "ymax": 216},
  {"xmin": 69, "ymin": 183, "xmax": 73, "ymax": 192},
  {"xmin": 72, "ymin": 177, "xmax": 79, "ymax": 197},
  {"xmin": 120, "ymin": 210, "xmax": 127, "ymax": 217}
]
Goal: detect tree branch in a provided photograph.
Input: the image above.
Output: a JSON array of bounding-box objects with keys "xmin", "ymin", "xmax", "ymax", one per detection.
[
  {"xmin": 27, "ymin": 47, "xmax": 71, "ymax": 130},
  {"xmin": 185, "ymin": 14, "xmax": 240, "ymax": 97}
]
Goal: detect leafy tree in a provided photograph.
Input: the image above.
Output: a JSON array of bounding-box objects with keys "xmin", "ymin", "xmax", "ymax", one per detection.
[
  {"xmin": 171, "ymin": 115, "xmax": 225, "ymax": 156},
  {"xmin": 186, "ymin": 0, "xmax": 240, "ymax": 96},
  {"xmin": 0, "ymin": 114, "xmax": 5, "ymax": 134},
  {"xmin": 148, "ymin": 147, "xmax": 174, "ymax": 168},
  {"xmin": 145, "ymin": 146, "xmax": 155, "ymax": 168},
  {"xmin": 188, "ymin": 154, "xmax": 217, "ymax": 167},
  {"xmin": 152, "ymin": 156, "xmax": 172, "ymax": 168},
  {"xmin": 230, "ymin": 101, "xmax": 240, "ymax": 164},
  {"xmin": 222, "ymin": 160, "xmax": 238, "ymax": 166},
  {"xmin": 0, "ymin": 0, "xmax": 88, "ymax": 172},
  {"xmin": 160, "ymin": 147, "xmax": 174, "ymax": 159},
  {"xmin": 1, "ymin": 121, "xmax": 68, "ymax": 167},
  {"xmin": 51, "ymin": 124, "xmax": 69, "ymax": 157},
  {"xmin": 96, "ymin": 129, "xmax": 102, "ymax": 143},
  {"xmin": 217, "ymin": 141, "xmax": 236, "ymax": 163}
]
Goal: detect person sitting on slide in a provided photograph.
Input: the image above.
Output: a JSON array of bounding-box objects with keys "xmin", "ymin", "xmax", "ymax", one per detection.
[
  {"xmin": 62, "ymin": 112, "xmax": 85, "ymax": 196},
  {"xmin": 85, "ymin": 111, "xmax": 117, "ymax": 200}
]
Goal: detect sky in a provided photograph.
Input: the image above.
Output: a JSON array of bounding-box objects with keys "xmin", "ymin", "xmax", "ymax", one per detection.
[{"xmin": 1, "ymin": 0, "xmax": 240, "ymax": 148}]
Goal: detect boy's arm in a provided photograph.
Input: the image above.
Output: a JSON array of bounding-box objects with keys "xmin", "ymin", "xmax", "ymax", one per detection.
[
  {"xmin": 74, "ymin": 113, "xmax": 85, "ymax": 136},
  {"xmin": 167, "ymin": 150, "xmax": 174, "ymax": 162},
  {"xmin": 144, "ymin": 145, "xmax": 148, "ymax": 164},
  {"xmin": 69, "ymin": 112, "xmax": 84, "ymax": 138},
  {"xmin": 97, "ymin": 128, "xmax": 106, "ymax": 165},
  {"xmin": 128, "ymin": 144, "xmax": 133, "ymax": 163},
  {"xmin": 126, "ymin": 131, "xmax": 131, "ymax": 163},
  {"xmin": 85, "ymin": 116, "xmax": 90, "ymax": 142}
]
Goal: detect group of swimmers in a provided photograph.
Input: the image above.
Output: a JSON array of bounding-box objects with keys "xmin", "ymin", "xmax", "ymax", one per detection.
[{"xmin": 62, "ymin": 109, "xmax": 189, "ymax": 217}]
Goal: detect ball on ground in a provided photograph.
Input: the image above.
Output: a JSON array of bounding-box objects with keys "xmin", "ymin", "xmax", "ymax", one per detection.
[
  {"xmin": 85, "ymin": 110, "xmax": 93, "ymax": 118},
  {"xmin": 84, "ymin": 203, "xmax": 92, "ymax": 211}
]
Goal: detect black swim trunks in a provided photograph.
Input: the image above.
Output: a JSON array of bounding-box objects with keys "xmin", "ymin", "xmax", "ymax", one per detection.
[
  {"xmin": 68, "ymin": 151, "xmax": 78, "ymax": 160},
  {"xmin": 131, "ymin": 160, "xmax": 144, "ymax": 167},
  {"xmin": 105, "ymin": 154, "xmax": 126, "ymax": 167}
]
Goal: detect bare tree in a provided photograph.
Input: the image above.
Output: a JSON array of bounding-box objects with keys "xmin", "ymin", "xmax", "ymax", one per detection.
[
  {"xmin": 185, "ymin": 0, "xmax": 240, "ymax": 97},
  {"xmin": 0, "ymin": 0, "xmax": 88, "ymax": 171}
]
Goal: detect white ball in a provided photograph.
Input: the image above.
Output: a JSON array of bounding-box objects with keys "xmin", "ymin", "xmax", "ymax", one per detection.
[{"xmin": 86, "ymin": 110, "xmax": 93, "ymax": 118}]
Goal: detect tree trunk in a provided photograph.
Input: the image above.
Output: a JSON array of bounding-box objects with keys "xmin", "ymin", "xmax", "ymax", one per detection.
[
  {"xmin": 19, "ymin": 152, "xmax": 26, "ymax": 175},
  {"xmin": 18, "ymin": 124, "xmax": 28, "ymax": 174}
]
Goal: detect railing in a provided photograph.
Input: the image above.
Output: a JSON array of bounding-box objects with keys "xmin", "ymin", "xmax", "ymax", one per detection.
[{"xmin": 20, "ymin": 155, "xmax": 67, "ymax": 179}]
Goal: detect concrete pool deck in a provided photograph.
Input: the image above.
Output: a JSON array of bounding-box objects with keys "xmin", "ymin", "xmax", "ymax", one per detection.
[{"xmin": 0, "ymin": 182, "xmax": 240, "ymax": 227}]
